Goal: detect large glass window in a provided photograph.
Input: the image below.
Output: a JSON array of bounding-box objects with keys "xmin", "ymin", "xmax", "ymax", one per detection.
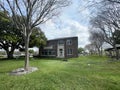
[
  {"xmin": 42, "ymin": 49, "xmax": 55, "ymax": 56},
  {"xmin": 67, "ymin": 48, "xmax": 73, "ymax": 55}
]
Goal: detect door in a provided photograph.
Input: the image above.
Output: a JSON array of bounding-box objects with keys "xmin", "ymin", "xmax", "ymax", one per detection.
[{"xmin": 57, "ymin": 48, "xmax": 64, "ymax": 58}]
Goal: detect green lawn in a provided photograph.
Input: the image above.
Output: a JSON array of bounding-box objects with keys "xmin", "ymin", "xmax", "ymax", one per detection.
[{"xmin": 0, "ymin": 56, "xmax": 120, "ymax": 90}]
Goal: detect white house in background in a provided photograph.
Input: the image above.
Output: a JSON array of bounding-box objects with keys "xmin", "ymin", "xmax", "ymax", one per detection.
[
  {"xmin": 102, "ymin": 42, "xmax": 113, "ymax": 50},
  {"xmin": 0, "ymin": 47, "xmax": 39, "ymax": 58}
]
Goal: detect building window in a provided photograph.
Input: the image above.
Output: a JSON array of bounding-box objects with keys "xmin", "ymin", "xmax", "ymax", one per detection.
[
  {"xmin": 58, "ymin": 40, "xmax": 64, "ymax": 45},
  {"xmin": 42, "ymin": 49, "xmax": 55, "ymax": 56},
  {"xmin": 67, "ymin": 48, "xmax": 73, "ymax": 55},
  {"xmin": 66, "ymin": 40, "xmax": 72, "ymax": 45}
]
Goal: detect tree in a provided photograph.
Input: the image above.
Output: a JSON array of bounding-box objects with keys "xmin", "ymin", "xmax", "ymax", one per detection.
[
  {"xmin": 114, "ymin": 30, "xmax": 120, "ymax": 44},
  {"xmin": 0, "ymin": 0, "xmax": 70, "ymax": 70},
  {"xmin": 81, "ymin": 0, "xmax": 120, "ymax": 16},
  {"xmin": 89, "ymin": 29, "xmax": 104, "ymax": 56},
  {"xmin": 106, "ymin": 0, "xmax": 120, "ymax": 4},
  {"xmin": 85, "ymin": 44, "xmax": 97, "ymax": 55},
  {"xmin": 90, "ymin": 4, "xmax": 120, "ymax": 59},
  {"xmin": 29, "ymin": 27, "xmax": 47, "ymax": 48},
  {"xmin": 0, "ymin": 11, "xmax": 47, "ymax": 59},
  {"xmin": 29, "ymin": 27, "xmax": 47, "ymax": 56},
  {"xmin": 78, "ymin": 47, "xmax": 84, "ymax": 54},
  {"xmin": 0, "ymin": 11, "xmax": 23, "ymax": 59},
  {"xmin": 29, "ymin": 49, "xmax": 34, "ymax": 56}
]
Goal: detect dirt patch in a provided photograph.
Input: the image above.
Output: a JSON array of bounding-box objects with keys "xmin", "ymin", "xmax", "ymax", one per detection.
[{"xmin": 9, "ymin": 67, "xmax": 38, "ymax": 75}]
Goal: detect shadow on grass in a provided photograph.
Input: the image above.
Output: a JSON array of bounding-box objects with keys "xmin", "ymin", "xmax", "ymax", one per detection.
[
  {"xmin": 0, "ymin": 57, "xmax": 25, "ymax": 62},
  {"xmin": 0, "ymin": 71, "xmax": 10, "ymax": 74},
  {"xmin": 0, "ymin": 58, "xmax": 14, "ymax": 61}
]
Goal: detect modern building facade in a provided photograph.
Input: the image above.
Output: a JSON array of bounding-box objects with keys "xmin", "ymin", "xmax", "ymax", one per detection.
[{"xmin": 39, "ymin": 37, "xmax": 78, "ymax": 58}]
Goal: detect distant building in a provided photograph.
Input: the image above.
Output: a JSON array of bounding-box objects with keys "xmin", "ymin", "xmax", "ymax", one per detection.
[
  {"xmin": 39, "ymin": 37, "xmax": 78, "ymax": 58},
  {"xmin": 105, "ymin": 44, "xmax": 120, "ymax": 58}
]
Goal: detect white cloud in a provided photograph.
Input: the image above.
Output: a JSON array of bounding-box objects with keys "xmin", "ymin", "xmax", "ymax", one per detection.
[
  {"xmin": 40, "ymin": 19, "xmax": 90, "ymax": 48},
  {"xmin": 39, "ymin": 0, "xmax": 91, "ymax": 48}
]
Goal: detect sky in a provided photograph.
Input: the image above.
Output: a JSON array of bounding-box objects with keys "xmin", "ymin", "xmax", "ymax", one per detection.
[
  {"xmin": 40, "ymin": 0, "xmax": 91, "ymax": 48},
  {"xmin": 0, "ymin": 0, "xmax": 111, "ymax": 52},
  {"xmin": 1, "ymin": 0, "xmax": 91, "ymax": 48}
]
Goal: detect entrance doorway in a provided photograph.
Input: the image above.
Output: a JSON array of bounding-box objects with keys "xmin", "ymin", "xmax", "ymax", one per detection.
[{"xmin": 57, "ymin": 48, "xmax": 64, "ymax": 58}]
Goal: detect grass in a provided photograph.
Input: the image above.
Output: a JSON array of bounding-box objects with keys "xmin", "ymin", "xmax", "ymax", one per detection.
[{"xmin": 0, "ymin": 56, "xmax": 120, "ymax": 90}]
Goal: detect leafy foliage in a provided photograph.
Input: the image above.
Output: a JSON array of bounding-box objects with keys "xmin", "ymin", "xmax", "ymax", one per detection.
[
  {"xmin": 29, "ymin": 27, "xmax": 47, "ymax": 48},
  {"xmin": 0, "ymin": 11, "xmax": 23, "ymax": 58},
  {"xmin": 78, "ymin": 47, "xmax": 84, "ymax": 54},
  {"xmin": 0, "ymin": 11, "xmax": 47, "ymax": 58}
]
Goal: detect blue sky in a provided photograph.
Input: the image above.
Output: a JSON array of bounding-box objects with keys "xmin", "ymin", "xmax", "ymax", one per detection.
[{"xmin": 40, "ymin": 0, "xmax": 91, "ymax": 48}]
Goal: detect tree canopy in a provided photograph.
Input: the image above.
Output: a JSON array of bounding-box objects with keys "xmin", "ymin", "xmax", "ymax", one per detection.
[
  {"xmin": 29, "ymin": 27, "xmax": 47, "ymax": 48},
  {"xmin": 0, "ymin": 11, "xmax": 23, "ymax": 58},
  {"xmin": 0, "ymin": 11, "xmax": 47, "ymax": 58},
  {"xmin": 78, "ymin": 47, "xmax": 84, "ymax": 54}
]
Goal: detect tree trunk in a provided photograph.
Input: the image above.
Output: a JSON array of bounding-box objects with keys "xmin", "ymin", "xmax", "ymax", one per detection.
[
  {"xmin": 100, "ymin": 46, "xmax": 103, "ymax": 56},
  {"xmin": 24, "ymin": 35, "xmax": 30, "ymax": 71},
  {"xmin": 97, "ymin": 48, "xmax": 101, "ymax": 56},
  {"xmin": 6, "ymin": 50, "xmax": 14, "ymax": 59},
  {"xmin": 114, "ymin": 46, "xmax": 119, "ymax": 60},
  {"xmin": 39, "ymin": 46, "xmax": 43, "ymax": 57},
  {"xmin": 98, "ymin": 47, "xmax": 103, "ymax": 56},
  {"xmin": 109, "ymin": 51, "xmax": 112, "ymax": 58}
]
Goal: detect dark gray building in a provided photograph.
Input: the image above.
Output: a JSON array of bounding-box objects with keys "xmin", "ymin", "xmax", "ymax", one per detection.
[{"xmin": 39, "ymin": 37, "xmax": 78, "ymax": 58}]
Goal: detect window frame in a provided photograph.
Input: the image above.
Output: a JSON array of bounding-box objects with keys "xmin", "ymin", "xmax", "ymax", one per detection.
[
  {"xmin": 67, "ymin": 48, "xmax": 73, "ymax": 55},
  {"xmin": 58, "ymin": 40, "xmax": 64, "ymax": 45},
  {"xmin": 66, "ymin": 39, "xmax": 72, "ymax": 45}
]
